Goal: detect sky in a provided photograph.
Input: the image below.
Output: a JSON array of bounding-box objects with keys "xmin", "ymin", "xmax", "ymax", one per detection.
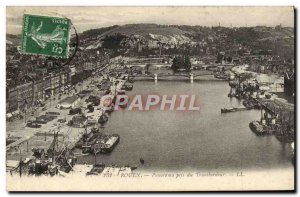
[{"xmin": 6, "ymin": 6, "xmax": 294, "ymax": 34}]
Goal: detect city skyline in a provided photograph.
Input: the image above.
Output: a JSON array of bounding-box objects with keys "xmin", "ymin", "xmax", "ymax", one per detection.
[{"xmin": 7, "ymin": 6, "xmax": 294, "ymax": 35}]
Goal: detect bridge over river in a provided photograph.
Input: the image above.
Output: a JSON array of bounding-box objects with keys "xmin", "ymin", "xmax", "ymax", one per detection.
[{"xmin": 129, "ymin": 72, "xmax": 223, "ymax": 82}]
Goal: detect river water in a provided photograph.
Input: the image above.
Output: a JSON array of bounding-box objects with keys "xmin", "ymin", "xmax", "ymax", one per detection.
[{"xmin": 77, "ymin": 81, "xmax": 294, "ymax": 172}]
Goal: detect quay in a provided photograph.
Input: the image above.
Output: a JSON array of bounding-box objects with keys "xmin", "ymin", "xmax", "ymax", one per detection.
[
  {"xmin": 6, "ymin": 61, "xmax": 132, "ymax": 176},
  {"xmin": 227, "ymin": 65, "xmax": 294, "ymax": 142},
  {"xmin": 6, "ymin": 59, "xmax": 294, "ymax": 176}
]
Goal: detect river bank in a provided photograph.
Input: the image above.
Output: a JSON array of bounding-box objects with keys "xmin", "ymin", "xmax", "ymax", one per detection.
[
  {"xmin": 6, "ymin": 64, "xmax": 294, "ymax": 176},
  {"xmin": 74, "ymin": 80, "xmax": 294, "ymax": 172}
]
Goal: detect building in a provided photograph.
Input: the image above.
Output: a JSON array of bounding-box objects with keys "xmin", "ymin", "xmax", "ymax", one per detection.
[
  {"xmin": 69, "ymin": 65, "xmax": 76, "ymax": 77},
  {"xmin": 43, "ymin": 75, "xmax": 52, "ymax": 99},
  {"xmin": 59, "ymin": 71, "xmax": 68, "ymax": 93},
  {"xmin": 33, "ymin": 79, "xmax": 45, "ymax": 103},
  {"xmin": 17, "ymin": 81, "xmax": 33, "ymax": 110},
  {"xmin": 50, "ymin": 74, "xmax": 60, "ymax": 96},
  {"xmin": 284, "ymin": 71, "xmax": 295, "ymax": 98},
  {"xmin": 76, "ymin": 64, "xmax": 84, "ymax": 73},
  {"xmin": 6, "ymin": 86, "xmax": 18, "ymax": 113},
  {"xmin": 83, "ymin": 62, "xmax": 94, "ymax": 71}
]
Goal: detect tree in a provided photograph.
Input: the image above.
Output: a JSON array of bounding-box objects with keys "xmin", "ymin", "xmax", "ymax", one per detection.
[
  {"xmin": 217, "ymin": 53, "xmax": 224, "ymax": 63},
  {"xmin": 145, "ymin": 63, "xmax": 151, "ymax": 72},
  {"xmin": 171, "ymin": 56, "xmax": 182, "ymax": 71},
  {"xmin": 101, "ymin": 34, "xmax": 126, "ymax": 50},
  {"xmin": 171, "ymin": 53, "xmax": 191, "ymax": 72},
  {"xmin": 183, "ymin": 54, "xmax": 192, "ymax": 71}
]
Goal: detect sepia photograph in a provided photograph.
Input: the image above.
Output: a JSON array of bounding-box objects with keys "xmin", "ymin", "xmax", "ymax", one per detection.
[{"xmin": 5, "ymin": 6, "xmax": 295, "ymax": 191}]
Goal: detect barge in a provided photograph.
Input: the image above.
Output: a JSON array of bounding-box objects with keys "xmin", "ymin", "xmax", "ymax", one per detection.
[
  {"xmin": 121, "ymin": 83, "xmax": 133, "ymax": 91},
  {"xmin": 221, "ymin": 107, "xmax": 249, "ymax": 113},
  {"xmin": 249, "ymin": 121, "xmax": 265, "ymax": 135},
  {"xmin": 82, "ymin": 132, "xmax": 120, "ymax": 154},
  {"xmin": 86, "ymin": 163, "xmax": 106, "ymax": 176}
]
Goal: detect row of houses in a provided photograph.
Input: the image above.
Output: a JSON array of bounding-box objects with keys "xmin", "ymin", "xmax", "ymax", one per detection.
[
  {"xmin": 6, "ymin": 71, "xmax": 71, "ymax": 113},
  {"xmin": 6, "ymin": 60, "xmax": 108, "ymax": 113}
]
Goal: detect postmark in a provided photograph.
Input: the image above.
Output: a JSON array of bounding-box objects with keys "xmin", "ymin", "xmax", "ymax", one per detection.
[{"xmin": 21, "ymin": 14, "xmax": 71, "ymax": 58}]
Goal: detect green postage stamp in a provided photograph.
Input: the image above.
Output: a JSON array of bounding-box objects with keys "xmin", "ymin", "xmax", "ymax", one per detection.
[{"xmin": 21, "ymin": 14, "xmax": 71, "ymax": 58}]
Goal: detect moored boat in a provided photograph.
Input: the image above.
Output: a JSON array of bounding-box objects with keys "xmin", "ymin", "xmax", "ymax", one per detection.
[
  {"xmin": 86, "ymin": 163, "xmax": 105, "ymax": 176},
  {"xmin": 128, "ymin": 78, "xmax": 135, "ymax": 83},
  {"xmin": 214, "ymin": 73, "xmax": 228, "ymax": 80},
  {"xmin": 82, "ymin": 133, "xmax": 120, "ymax": 154},
  {"xmin": 122, "ymin": 83, "xmax": 133, "ymax": 91},
  {"xmin": 95, "ymin": 134, "xmax": 120, "ymax": 154},
  {"xmin": 221, "ymin": 107, "xmax": 248, "ymax": 113},
  {"xmin": 249, "ymin": 121, "xmax": 265, "ymax": 135},
  {"xmin": 98, "ymin": 114, "xmax": 108, "ymax": 125}
]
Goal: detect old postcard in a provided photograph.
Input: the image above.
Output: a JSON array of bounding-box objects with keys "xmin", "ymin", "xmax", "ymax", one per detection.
[{"xmin": 6, "ymin": 6, "xmax": 295, "ymax": 191}]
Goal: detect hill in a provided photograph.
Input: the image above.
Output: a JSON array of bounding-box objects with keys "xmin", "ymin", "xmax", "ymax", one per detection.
[
  {"xmin": 103, "ymin": 24, "xmax": 189, "ymax": 37},
  {"xmin": 6, "ymin": 24, "xmax": 294, "ymax": 60},
  {"xmin": 6, "ymin": 34, "xmax": 21, "ymax": 46},
  {"xmin": 80, "ymin": 23, "xmax": 192, "ymax": 49},
  {"xmin": 80, "ymin": 25, "xmax": 120, "ymax": 39}
]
